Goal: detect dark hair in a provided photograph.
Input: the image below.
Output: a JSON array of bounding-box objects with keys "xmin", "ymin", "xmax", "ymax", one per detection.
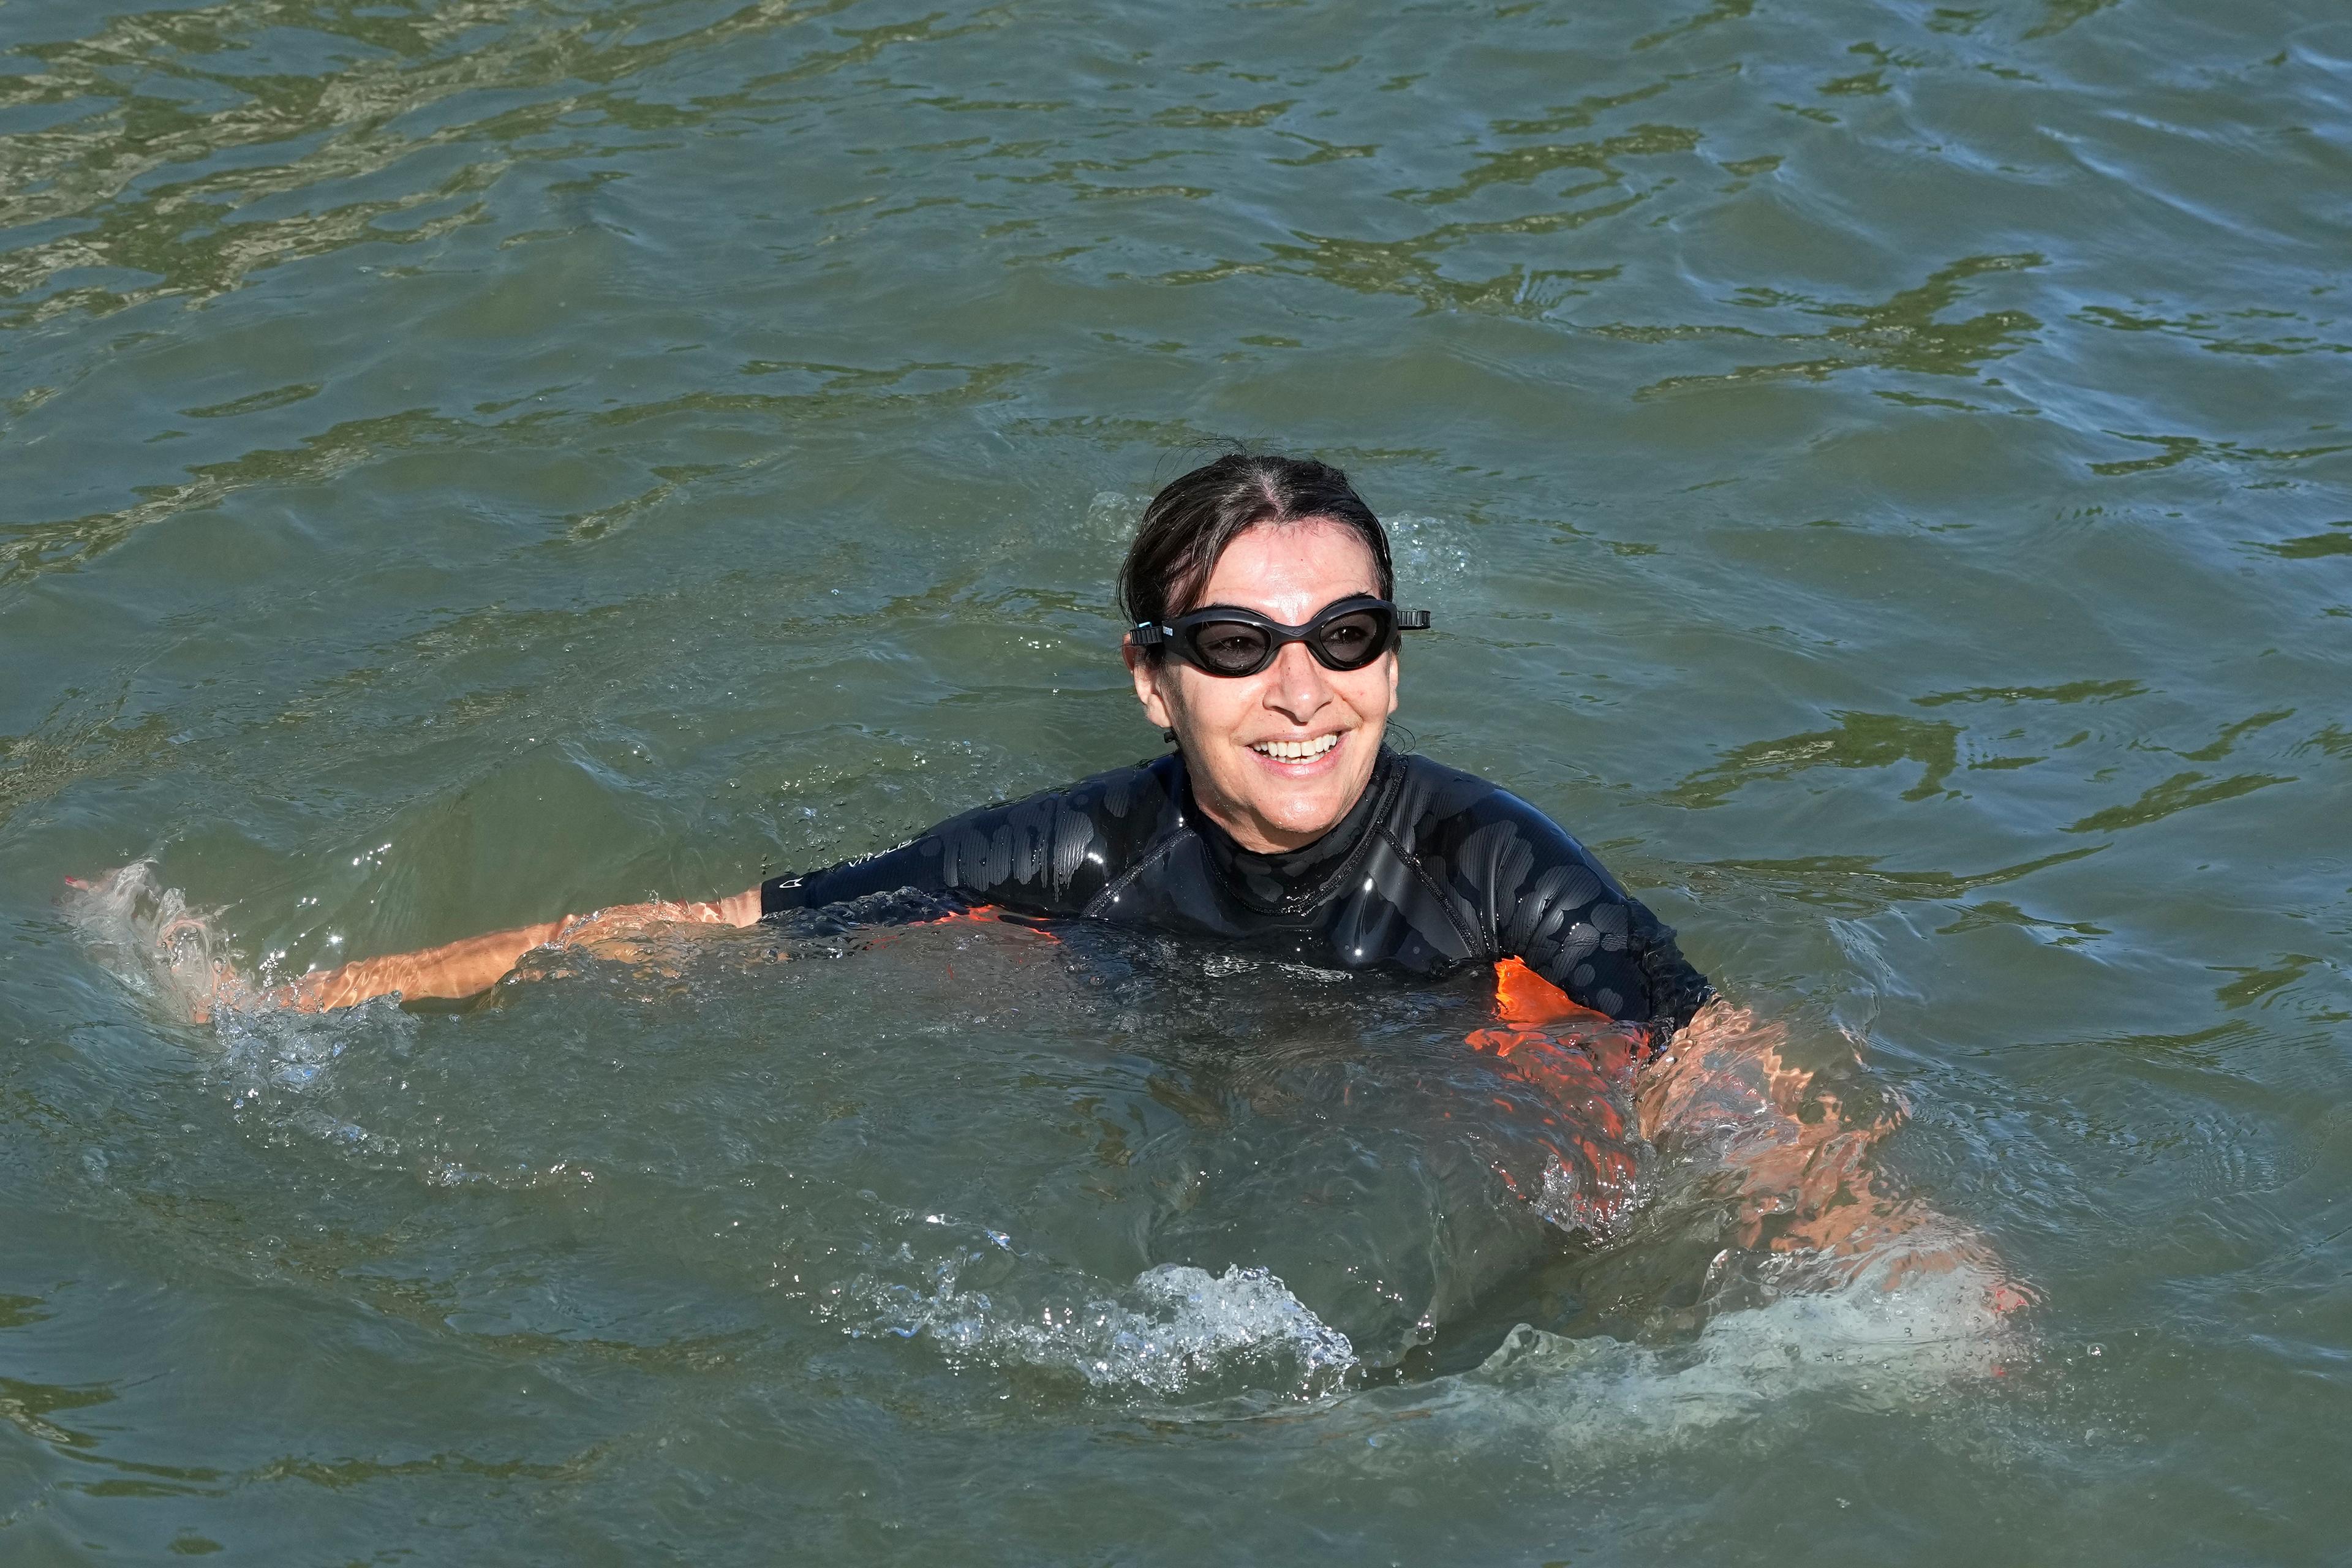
[{"xmin": 1117, "ymin": 453, "xmax": 1394, "ymax": 638}]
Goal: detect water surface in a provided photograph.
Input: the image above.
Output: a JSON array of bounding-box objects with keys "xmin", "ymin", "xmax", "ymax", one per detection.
[{"xmin": 3, "ymin": 0, "xmax": 2349, "ymax": 1561}]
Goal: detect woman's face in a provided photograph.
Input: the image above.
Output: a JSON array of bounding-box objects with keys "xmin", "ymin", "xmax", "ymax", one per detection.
[{"xmin": 1125, "ymin": 518, "xmax": 1400, "ymax": 853}]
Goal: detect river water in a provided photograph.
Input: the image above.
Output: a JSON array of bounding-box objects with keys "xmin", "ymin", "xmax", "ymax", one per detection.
[{"xmin": 4, "ymin": 0, "xmax": 2348, "ymax": 1561}]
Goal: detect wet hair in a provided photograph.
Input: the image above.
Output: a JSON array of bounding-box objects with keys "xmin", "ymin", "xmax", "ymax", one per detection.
[{"xmin": 1117, "ymin": 453, "xmax": 1395, "ymax": 641}]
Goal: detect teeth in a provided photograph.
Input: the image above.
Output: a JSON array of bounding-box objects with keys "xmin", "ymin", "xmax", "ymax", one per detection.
[{"xmin": 1253, "ymin": 734, "xmax": 1340, "ymax": 762}]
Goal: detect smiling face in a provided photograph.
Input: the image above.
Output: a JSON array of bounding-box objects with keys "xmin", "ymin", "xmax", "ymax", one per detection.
[{"xmin": 1125, "ymin": 518, "xmax": 1400, "ymax": 853}]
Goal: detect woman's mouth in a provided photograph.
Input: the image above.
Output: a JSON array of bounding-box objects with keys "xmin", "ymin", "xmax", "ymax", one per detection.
[{"xmin": 1250, "ymin": 734, "xmax": 1340, "ymax": 763}]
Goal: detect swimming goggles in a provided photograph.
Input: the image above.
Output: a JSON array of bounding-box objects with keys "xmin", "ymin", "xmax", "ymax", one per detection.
[{"xmin": 1131, "ymin": 596, "xmax": 1432, "ymax": 677}]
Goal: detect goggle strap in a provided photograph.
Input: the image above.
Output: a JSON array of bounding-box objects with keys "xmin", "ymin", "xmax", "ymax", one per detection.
[{"xmin": 1396, "ymin": 609, "xmax": 1432, "ymax": 630}]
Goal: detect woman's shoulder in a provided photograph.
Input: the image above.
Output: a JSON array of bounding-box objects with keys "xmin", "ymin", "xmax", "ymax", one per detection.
[
  {"xmin": 1387, "ymin": 750, "xmax": 1501, "ymax": 810},
  {"xmin": 929, "ymin": 753, "xmax": 1187, "ymax": 863},
  {"xmin": 1063, "ymin": 752, "xmax": 1185, "ymax": 825},
  {"xmin": 1387, "ymin": 751, "xmax": 1630, "ymax": 891},
  {"xmin": 1388, "ymin": 750, "xmax": 1565, "ymax": 835},
  {"xmin": 965, "ymin": 752, "xmax": 1183, "ymax": 827}
]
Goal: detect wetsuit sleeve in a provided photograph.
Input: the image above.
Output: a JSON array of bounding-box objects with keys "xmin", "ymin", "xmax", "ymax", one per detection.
[
  {"xmin": 1463, "ymin": 791, "xmax": 1714, "ymax": 1036},
  {"xmin": 760, "ymin": 779, "xmax": 1118, "ymax": 921}
]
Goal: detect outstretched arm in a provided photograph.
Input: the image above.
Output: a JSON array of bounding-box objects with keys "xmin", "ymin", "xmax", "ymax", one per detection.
[
  {"xmin": 1638, "ymin": 1000, "xmax": 2016, "ymax": 1296},
  {"xmin": 276, "ymin": 888, "xmax": 763, "ymax": 1011}
]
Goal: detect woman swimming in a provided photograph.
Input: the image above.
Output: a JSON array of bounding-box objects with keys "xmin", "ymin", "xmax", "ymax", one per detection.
[
  {"xmin": 120, "ymin": 453, "xmax": 2016, "ymax": 1289},
  {"xmin": 271, "ymin": 455, "xmax": 1709, "ymax": 1033}
]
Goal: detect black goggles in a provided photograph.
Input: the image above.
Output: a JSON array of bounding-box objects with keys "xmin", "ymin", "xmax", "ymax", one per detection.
[{"xmin": 1131, "ymin": 596, "xmax": 1432, "ymax": 677}]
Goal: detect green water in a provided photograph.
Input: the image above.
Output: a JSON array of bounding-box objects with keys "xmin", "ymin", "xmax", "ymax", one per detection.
[{"xmin": 4, "ymin": 0, "xmax": 2350, "ymax": 1559}]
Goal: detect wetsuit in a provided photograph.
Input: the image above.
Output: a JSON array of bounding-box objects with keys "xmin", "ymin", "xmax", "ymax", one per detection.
[{"xmin": 761, "ymin": 747, "xmax": 1712, "ymax": 1044}]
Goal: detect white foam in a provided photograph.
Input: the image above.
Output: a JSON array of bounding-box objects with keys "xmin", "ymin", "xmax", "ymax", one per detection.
[
  {"xmin": 1383, "ymin": 513, "xmax": 1473, "ymax": 582},
  {"xmin": 60, "ymin": 861, "xmax": 241, "ymax": 1022},
  {"xmin": 62, "ymin": 860, "xmax": 411, "ymax": 1108},
  {"xmin": 1338, "ymin": 1249, "xmax": 2021, "ymax": 1471},
  {"xmin": 1082, "ymin": 489, "xmax": 1144, "ymax": 545},
  {"xmin": 848, "ymin": 1259, "xmax": 1359, "ymax": 1398}
]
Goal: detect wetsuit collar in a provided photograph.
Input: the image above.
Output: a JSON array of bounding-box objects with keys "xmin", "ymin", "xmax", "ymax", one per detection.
[{"xmin": 1182, "ymin": 746, "xmax": 1404, "ymax": 916}]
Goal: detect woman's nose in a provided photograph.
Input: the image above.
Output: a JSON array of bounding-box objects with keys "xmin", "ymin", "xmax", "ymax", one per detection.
[{"xmin": 1263, "ymin": 639, "xmax": 1333, "ymax": 720}]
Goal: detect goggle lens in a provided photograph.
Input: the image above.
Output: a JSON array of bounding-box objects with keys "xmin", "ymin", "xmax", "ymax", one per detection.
[
  {"xmin": 1152, "ymin": 600, "xmax": 1413, "ymax": 677},
  {"xmin": 1189, "ymin": 620, "xmax": 1276, "ymax": 675},
  {"xmin": 1311, "ymin": 609, "xmax": 1386, "ymax": 669}
]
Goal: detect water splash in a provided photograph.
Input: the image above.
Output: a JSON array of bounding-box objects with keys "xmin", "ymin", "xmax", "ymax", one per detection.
[
  {"xmin": 848, "ymin": 1258, "xmax": 1359, "ymax": 1400},
  {"xmin": 1383, "ymin": 513, "xmax": 1474, "ymax": 583},
  {"xmin": 61, "ymin": 861, "xmax": 411, "ymax": 1126},
  {"xmin": 1328, "ymin": 1243, "xmax": 2022, "ymax": 1473},
  {"xmin": 59, "ymin": 861, "xmax": 243, "ymax": 1022}
]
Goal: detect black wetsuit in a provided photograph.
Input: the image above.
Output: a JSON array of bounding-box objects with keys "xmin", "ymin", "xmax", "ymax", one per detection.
[{"xmin": 761, "ymin": 747, "xmax": 1710, "ymax": 1040}]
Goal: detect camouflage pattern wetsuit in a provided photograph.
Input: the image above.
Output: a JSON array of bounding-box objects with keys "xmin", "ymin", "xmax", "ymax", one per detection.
[{"xmin": 763, "ymin": 747, "xmax": 1711, "ymax": 1044}]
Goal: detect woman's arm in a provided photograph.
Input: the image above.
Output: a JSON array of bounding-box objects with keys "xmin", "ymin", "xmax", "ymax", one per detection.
[
  {"xmin": 1637, "ymin": 1000, "xmax": 2019, "ymax": 1298},
  {"xmin": 276, "ymin": 888, "xmax": 763, "ymax": 1011}
]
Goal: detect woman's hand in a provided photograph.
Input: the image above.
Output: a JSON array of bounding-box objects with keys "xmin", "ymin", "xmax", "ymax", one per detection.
[
  {"xmin": 62, "ymin": 866, "xmax": 257, "ymax": 1024},
  {"xmin": 1638, "ymin": 999, "xmax": 2030, "ymax": 1316}
]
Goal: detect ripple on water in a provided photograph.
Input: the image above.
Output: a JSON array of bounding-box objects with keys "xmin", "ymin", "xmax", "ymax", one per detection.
[
  {"xmin": 56, "ymin": 867, "xmax": 2024, "ymax": 1448},
  {"xmin": 8, "ymin": 0, "xmax": 2352, "ymax": 1558}
]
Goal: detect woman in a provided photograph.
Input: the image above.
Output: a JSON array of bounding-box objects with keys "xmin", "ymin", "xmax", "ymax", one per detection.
[
  {"xmin": 244, "ymin": 454, "xmax": 2005, "ymax": 1284},
  {"xmin": 279, "ymin": 455, "xmax": 1707, "ymax": 1033}
]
